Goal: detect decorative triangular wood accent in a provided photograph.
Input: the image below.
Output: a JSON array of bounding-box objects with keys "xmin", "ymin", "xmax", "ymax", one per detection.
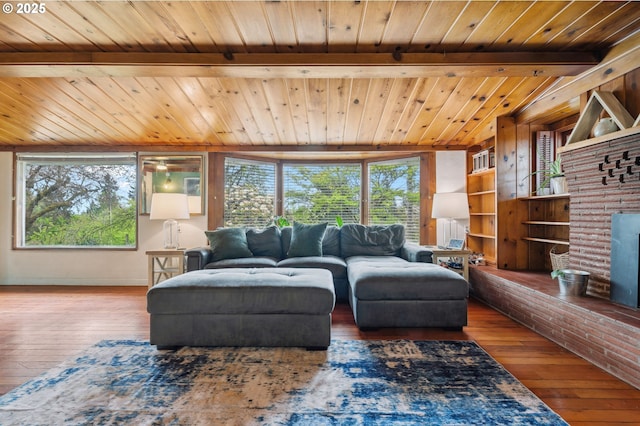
[
  {"xmin": 635, "ymin": 113, "xmax": 640, "ymax": 127},
  {"xmin": 566, "ymin": 91, "xmax": 635, "ymax": 145}
]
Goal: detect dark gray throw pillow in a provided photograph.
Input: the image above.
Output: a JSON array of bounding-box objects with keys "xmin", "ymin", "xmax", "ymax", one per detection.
[
  {"xmin": 340, "ymin": 223, "xmax": 405, "ymax": 258},
  {"xmin": 246, "ymin": 225, "xmax": 282, "ymax": 259},
  {"xmin": 322, "ymin": 225, "xmax": 341, "ymax": 257},
  {"xmin": 205, "ymin": 228, "xmax": 253, "ymax": 262},
  {"xmin": 287, "ymin": 222, "xmax": 327, "ymax": 257}
]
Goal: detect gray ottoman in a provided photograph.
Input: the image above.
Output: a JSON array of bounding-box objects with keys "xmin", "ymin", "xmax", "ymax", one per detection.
[
  {"xmin": 346, "ymin": 256, "xmax": 469, "ymax": 329},
  {"xmin": 147, "ymin": 268, "xmax": 335, "ymax": 349}
]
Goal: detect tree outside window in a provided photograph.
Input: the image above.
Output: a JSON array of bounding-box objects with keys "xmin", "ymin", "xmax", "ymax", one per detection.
[
  {"xmin": 369, "ymin": 157, "xmax": 420, "ymax": 242},
  {"xmin": 224, "ymin": 158, "xmax": 276, "ymax": 227},
  {"xmin": 221, "ymin": 156, "xmax": 420, "ymax": 241},
  {"xmin": 283, "ymin": 164, "xmax": 361, "ymax": 224},
  {"xmin": 15, "ymin": 153, "xmax": 137, "ymax": 248}
]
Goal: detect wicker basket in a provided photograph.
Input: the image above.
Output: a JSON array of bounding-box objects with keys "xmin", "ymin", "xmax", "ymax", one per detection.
[{"xmin": 550, "ymin": 245, "xmax": 569, "ymax": 271}]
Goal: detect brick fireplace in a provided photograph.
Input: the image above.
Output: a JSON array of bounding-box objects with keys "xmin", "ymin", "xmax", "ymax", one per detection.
[
  {"xmin": 471, "ymin": 131, "xmax": 640, "ymax": 390},
  {"xmin": 562, "ymin": 133, "xmax": 640, "ymax": 300}
]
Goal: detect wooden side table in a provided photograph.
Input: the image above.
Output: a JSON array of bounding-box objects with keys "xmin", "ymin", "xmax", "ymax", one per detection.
[
  {"xmin": 423, "ymin": 246, "xmax": 471, "ymax": 281},
  {"xmin": 146, "ymin": 250, "xmax": 185, "ymax": 288}
]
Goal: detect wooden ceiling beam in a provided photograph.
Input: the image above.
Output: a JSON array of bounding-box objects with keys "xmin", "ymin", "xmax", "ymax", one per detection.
[
  {"xmin": 0, "ymin": 52, "xmax": 598, "ymax": 78},
  {"xmin": 516, "ymin": 31, "xmax": 640, "ymax": 123},
  {"xmin": 4, "ymin": 143, "xmax": 468, "ymax": 153}
]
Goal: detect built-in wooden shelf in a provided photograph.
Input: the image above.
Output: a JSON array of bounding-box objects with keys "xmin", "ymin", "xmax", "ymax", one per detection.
[
  {"xmin": 469, "ymin": 167, "xmax": 495, "ymax": 177},
  {"xmin": 467, "ymin": 140, "xmax": 497, "ymax": 266},
  {"xmin": 559, "ymin": 125, "xmax": 640, "ymax": 153},
  {"xmin": 565, "ymin": 91, "xmax": 636, "ymax": 145},
  {"xmin": 519, "ymin": 193, "xmax": 570, "ymax": 200},
  {"xmin": 469, "ymin": 232, "xmax": 496, "ymax": 239},
  {"xmin": 468, "ymin": 189, "xmax": 495, "ymax": 196},
  {"xmin": 522, "ymin": 237, "xmax": 570, "ymax": 245},
  {"xmin": 519, "ymin": 194, "xmax": 571, "ymax": 270}
]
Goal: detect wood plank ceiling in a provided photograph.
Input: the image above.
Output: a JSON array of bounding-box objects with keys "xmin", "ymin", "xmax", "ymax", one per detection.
[{"xmin": 0, "ymin": 1, "xmax": 638, "ymax": 155}]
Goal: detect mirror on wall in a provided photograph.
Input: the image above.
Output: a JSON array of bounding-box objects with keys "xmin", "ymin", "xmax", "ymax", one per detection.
[{"xmin": 139, "ymin": 155, "xmax": 205, "ymax": 215}]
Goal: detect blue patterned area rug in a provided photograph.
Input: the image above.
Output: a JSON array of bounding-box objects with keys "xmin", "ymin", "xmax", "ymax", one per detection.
[{"xmin": 0, "ymin": 340, "xmax": 567, "ymax": 425}]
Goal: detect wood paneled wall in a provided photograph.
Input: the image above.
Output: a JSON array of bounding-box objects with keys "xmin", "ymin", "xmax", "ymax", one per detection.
[{"xmin": 491, "ymin": 67, "xmax": 640, "ymax": 274}]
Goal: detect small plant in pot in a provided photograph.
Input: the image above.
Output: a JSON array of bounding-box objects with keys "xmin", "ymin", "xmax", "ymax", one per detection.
[
  {"xmin": 523, "ymin": 154, "xmax": 567, "ymax": 195},
  {"xmin": 551, "ymin": 269, "xmax": 590, "ymax": 296}
]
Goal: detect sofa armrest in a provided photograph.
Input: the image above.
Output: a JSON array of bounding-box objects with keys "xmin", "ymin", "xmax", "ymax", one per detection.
[
  {"xmin": 185, "ymin": 247, "xmax": 213, "ymax": 271},
  {"xmin": 401, "ymin": 243, "xmax": 434, "ymax": 263}
]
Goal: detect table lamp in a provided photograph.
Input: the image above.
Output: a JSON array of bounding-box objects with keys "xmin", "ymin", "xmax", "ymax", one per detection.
[
  {"xmin": 150, "ymin": 193, "xmax": 190, "ymax": 249},
  {"xmin": 431, "ymin": 192, "xmax": 470, "ymax": 245}
]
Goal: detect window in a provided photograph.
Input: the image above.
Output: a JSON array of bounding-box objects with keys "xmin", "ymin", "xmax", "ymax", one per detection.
[
  {"xmin": 283, "ymin": 164, "xmax": 361, "ymax": 224},
  {"xmin": 15, "ymin": 153, "xmax": 137, "ymax": 248},
  {"xmin": 224, "ymin": 158, "xmax": 276, "ymax": 227},
  {"xmin": 368, "ymin": 157, "xmax": 420, "ymax": 242},
  {"xmin": 221, "ymin": 156, "xmax": 421, "ymax": 240}
]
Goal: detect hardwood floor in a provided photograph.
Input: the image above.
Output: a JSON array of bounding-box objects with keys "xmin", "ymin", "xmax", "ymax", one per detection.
[{"xmin": 1, "ymin": 285, "xmax": 639, "ymax": 425}]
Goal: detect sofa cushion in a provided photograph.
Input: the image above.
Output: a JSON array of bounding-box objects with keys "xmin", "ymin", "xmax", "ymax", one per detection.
[
  {"xmin": 340, "ymin": 224, "xmax": 405, "ymax": 258},
  {"xmin": 148, "ymin": 268, "xmax": 335, "ymax": 315},
  {"xmin": 204, "ymin": 257, "xmax": 278, "ymax": 269},
  {"xmin": 205, "ymin": 228, "xmax": 253, "ymax": 262},
  {"xmin": 280, "ymin": 226, "xmax": 292, "ymax": 255},
  {"xmin": 282, "ymin": 225, "xmax": 340, "ymax": 258},
  {"xmin": 322, "ymin": 226, "xmax": 341, "ymax": 257},
  {"xmin": 287, "ymin": 222, "xmax": 327, "ymax": 257},
  {"xmin": 277, "ymin": 255, "xmax": 347, "ymax": 279},
  {"xmin": 347, "ymin": 255, "xmax": 468, "ymax": 300},
  {"xmin": 246, "ymin": 225, "xmax": 283, "ymax": 259}
]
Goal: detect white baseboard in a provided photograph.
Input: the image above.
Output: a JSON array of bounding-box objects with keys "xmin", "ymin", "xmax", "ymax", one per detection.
[{"xmin": 0, "ymin": 278, "xmax": 147, "ymax": 286}]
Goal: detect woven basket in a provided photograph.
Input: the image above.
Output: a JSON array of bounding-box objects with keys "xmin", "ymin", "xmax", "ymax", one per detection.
[{"xmin": 550, "ymin": 245, "xmax": 569, "ymax": 271}]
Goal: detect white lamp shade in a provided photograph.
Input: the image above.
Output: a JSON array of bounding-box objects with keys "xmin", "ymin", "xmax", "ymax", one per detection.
[
  {"xmin": 150, "ymin": 193, "xmax": 190, "ymax": 220},
  {"xmin": 187, "ymin": 195, "xmax": 202, "ymax": 214},
  {"xmin": 431, "ymin": 192, "xmax": 470, "ymax": 219}
]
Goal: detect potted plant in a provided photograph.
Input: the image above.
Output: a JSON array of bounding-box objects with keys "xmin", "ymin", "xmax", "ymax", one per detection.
[{"xmin": 523, "ymin": 154, "xmax": 567, "ymax": 195}]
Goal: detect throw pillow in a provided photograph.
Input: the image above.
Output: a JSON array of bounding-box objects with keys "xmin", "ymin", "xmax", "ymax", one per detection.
[
  {"xmin": 205, "ymin": 228, "xmax": 253, "ymax": 262},
  {"xmin": 246, "ymin": 225, "xmax": 282, "ymax": 259},
  {"xmin": 287, "ymin": 221, "xmax": 327, "ymax": 257},
  {"xmin": 322, "ymin": 225, "xmax": 341, "ymax": 257},
  {"xmin": 340, "ymin": 223, "xmax": 405, "ymax": 258}
]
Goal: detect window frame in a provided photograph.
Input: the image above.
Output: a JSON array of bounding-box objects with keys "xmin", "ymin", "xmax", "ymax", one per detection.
[
  {"xmin": 223, "ymin": 156, "xmax": 278, "ymax": 228},
  {"xmin": 13, "ymin": 152, "xmax": 138, "ymax": 250},
  {"xmin": 220, "ymin": 154, "xmax": 424, "ymax": 243},
  {"xmin": 367, "ymin": 156, "xmax": 421, "ymax": 243}
]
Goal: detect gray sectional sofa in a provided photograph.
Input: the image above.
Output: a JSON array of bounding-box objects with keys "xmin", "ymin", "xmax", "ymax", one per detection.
[{"xmin": 184, "ymin": 222, "xmax": 469, "ymax": 330}]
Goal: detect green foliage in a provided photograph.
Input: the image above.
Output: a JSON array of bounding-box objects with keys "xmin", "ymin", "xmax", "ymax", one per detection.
[
  {"xmin": 284, "ymin": 165, "xmax": 361, "ymax": 224},
  {"xmin": 22, "ymin": 162, "xmax": 136, "ymax": 247},
  {"xmin": 368, "ymin": 162, "xmax": 420, "ymax": 241},
  {"xmin": 523, "ymin": 154, "xmax": 563, "ymax": 193},
  {"xmin": 223, "ymin": 158, "xmax": 420, "ymax": 242},
  {"xmin": 273, "ymin": 216, "xmax": 290, "ymax": 228},
  {"xmin": 224, "ymin": 160, "xmax": 276, "ymax": 227}
]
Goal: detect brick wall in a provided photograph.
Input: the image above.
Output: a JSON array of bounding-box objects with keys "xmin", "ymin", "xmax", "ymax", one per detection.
[
  {"xmin": 562, "ymin": 134, "xmax": 640, "ymax": 298},
  {"xmin": 470, "ymin": 266, "xmax": 640, "ymax": 390}
]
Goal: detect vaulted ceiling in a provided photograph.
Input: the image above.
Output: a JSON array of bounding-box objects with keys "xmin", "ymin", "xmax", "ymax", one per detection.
[{"xmin": 0, "ymin": 1, "xmax": 639, "ymax": 154}]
